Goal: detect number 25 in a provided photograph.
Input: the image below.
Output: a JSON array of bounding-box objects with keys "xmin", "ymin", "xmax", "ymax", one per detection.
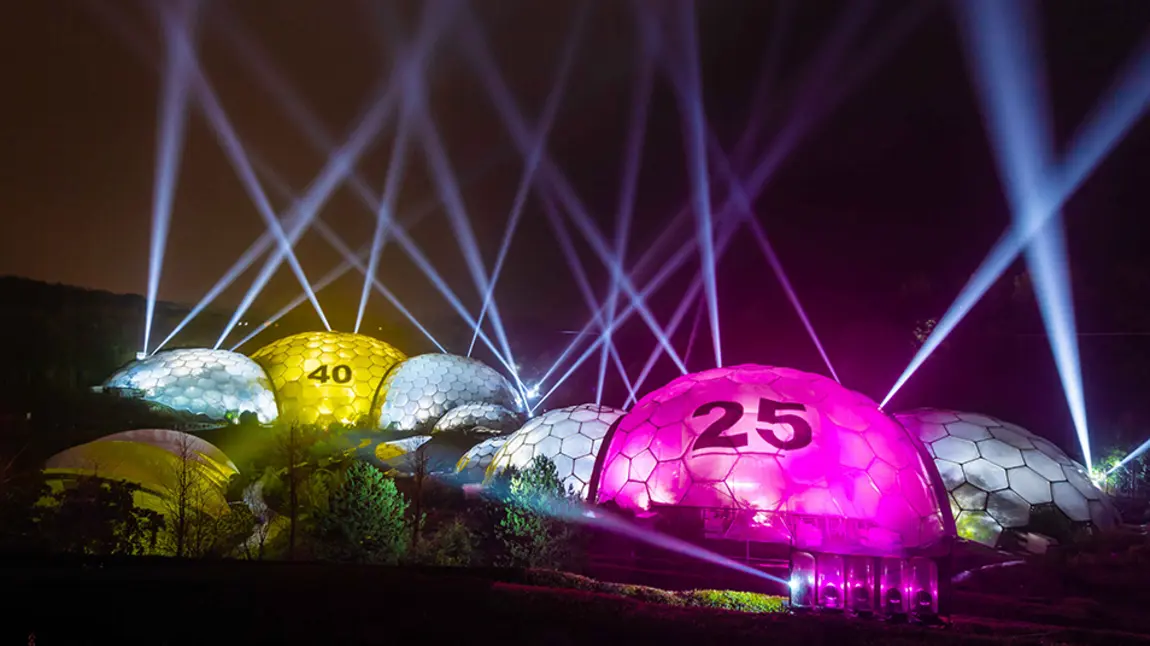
[{"xmin": 692, "ymin": 398, "xmax": 812, "ymax": 452}]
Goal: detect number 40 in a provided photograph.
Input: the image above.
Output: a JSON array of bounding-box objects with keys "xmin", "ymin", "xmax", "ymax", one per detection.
[
  {"xmin": 692, "ymin": 398, "xmax": 812, "ymax": 452},
  {"xmin": 307, "ymin": 364, "xmax": 352, "ymax": 384}
]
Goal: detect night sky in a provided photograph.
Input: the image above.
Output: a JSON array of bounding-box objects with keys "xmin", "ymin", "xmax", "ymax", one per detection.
[{"xmin": 1, "ymin": 1, "xmax": 1149, "ymax": 452}]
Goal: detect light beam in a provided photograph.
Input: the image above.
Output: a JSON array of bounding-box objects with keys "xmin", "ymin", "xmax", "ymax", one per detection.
[
  {"xmin": 459, "ymin": 10, "xmax": 688, "ymax": 374},
  {"xmin": 143, "ymin": 0, "xmax": 198, "ymax": 356},
  {"xmin": 954, "ymin": 0, "xmax": 1091, "ymax": 467},
  {"xmin": 467, "ymin": 2, "xmax": 587, "ymax": 358},
  {"xmin": 882, "ymin": 21, "xmax": 1150, "ymax": 435},
  {"xmin": 598, "ymin": 42, "xmax": 654, "ymax": 405},
  {"xmin": 671, "ymin": 0, "xmax": 723, "ymax": 367},
  {"xmin": 157, "ymin": 5, "xmax": 332, "ymax": 338},
  {"xmin": 355, "ymin": 117, "xmax": 411, "ymax": 334}
]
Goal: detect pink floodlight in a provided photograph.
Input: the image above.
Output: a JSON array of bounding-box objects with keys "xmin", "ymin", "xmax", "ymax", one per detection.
[{"xmin": 591, "ymin": 365, "xmax": 952, "ymax": 557}]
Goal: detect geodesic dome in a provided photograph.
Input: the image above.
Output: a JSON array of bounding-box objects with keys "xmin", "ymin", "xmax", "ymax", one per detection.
[
  {"xmin": 104, "ymin": 348, "xmax": 278, "ymax": 424},
  {"xmin": 372, "ymin": 353, "xmax": 523, "ymax": 433},
  {"xmin": 44, "ymin": 430, "xmax": 237, "ymax": 516},
  {"xmin": 895, "ymin": 409, "xmax": 1120, "ymax": 547},
  {"xmin": 250, "ymin": 331, "xmax": 405, "ymax": 428},
  {"xmin": 592, "ymin": 366, "xmax": 952, "ymax": 556},
  {"xmin": 456, "ymin": 435, "xmax": 507, "ymax": 480},
  {"xmin": 486, "ymin": 404, "xmax": 625, "ymax": 499},
  {"xmin": 433, "ymin": 402, "xmax": 522, "ymax": 434},
  {"xmin": 374, "ymin": 435, "xmax": 432, "ymax": 463},
  {"xmin": 93, "ymin": 429, "xmax": 237, "ymax": 474}
]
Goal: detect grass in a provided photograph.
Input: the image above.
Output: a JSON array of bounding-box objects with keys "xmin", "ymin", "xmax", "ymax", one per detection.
[{"xmin": 521, "ymin": 569, "xmax": 788, "ymax": 613}]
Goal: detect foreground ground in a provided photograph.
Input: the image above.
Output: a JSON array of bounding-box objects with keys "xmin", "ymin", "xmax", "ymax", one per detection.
[{"xmin": 3, "ymin": 557, "xmax": 1149, "ymax": 645}]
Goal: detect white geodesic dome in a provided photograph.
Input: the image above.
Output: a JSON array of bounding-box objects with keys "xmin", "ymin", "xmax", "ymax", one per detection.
[
  {"xmin": 373, "ymin": 353, "xmax": 524, "ymax": 432},
  {"xmin": 485, "ymin": 404, "xmax": 625, "ymax": 499},
  {"xmin": 896, "ymin": 408, "xmax": 1121, "ymax": 547},
  {"xmin": 104, "ymin": 348, "xmax": 278, "ymax": 424},
  {"xmin": 433, "ymin": 402, "xmax": 522, "ymax": 434},
  {"xmin": 455, "ymin": 435, "xmax": 508, "ymax": 479}
]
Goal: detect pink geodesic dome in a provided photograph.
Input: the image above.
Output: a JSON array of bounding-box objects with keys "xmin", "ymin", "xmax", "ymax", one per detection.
[{"xmin": 590, "ymin": 365, "xmax": 954, "ymax": 556}]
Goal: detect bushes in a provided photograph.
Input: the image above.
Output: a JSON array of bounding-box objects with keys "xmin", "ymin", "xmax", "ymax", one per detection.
[
  {"xmin": 681, "ymin": 589, "xmax": 787, "ymax": 613},
  {"xmin": 521, "ymin": 569, "xmax": 786, "ymax": 614},
  {"xmin": 31, "ymin": 476, "xmax": 164, "ymax": 556},
  {"xmin": 412, "ymin": 517, "xmax": 475, "ymax": 566},
  {"xmin": 492, "ymin": 457, "xmax": 580, "ymax": 569}
]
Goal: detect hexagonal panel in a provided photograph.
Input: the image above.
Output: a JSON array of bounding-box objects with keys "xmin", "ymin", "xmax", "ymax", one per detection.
[
  {"xmin": 105, "ymin": 348, "xmax": 278, "ymax": 424},
  {"xmin": 934, "ymin": 459, "xmax": 965, "ymax": 491},
  {"xmin": 1052, "ymin": 481, "xmax": 1090, "ymax": 522},
  {"xmin": 629, "ymin": 450, "xmax": 658, "ymax": 482},
  {"xmin": 955, "ymin": 510, "xmax": 1003, "ymax": 546},
  {"xmin": 945, "ymin": 421, "xmax": 992, "ymax": 442},
  {"xmin": 988, "ymin": 426, "xmax": 1036, "ymax": 450},
  {"xmin": 251, "ymin": 331, "xmax": 405, "ymax": 429},
  {"xmin": 964, "ymin": 461, "xmax": 1008, "ymax": 492},
  {"xmin": 593, "ymin": 365, "xmax": 948, "ymax": 555},
  {"xmin": 934, "ymin": 436, "xmax": 980, "ymax": 464},
  {"xmin": 1007, "ymin": 467, "xmax": 1053, "ymax": 505},
  {"xmin": 986, "ymin": 489, "xmax": 1030, "ymax": 527},
  {"xmin": 1022, "ymin": 449, "xmax": 1066, "ymax": 482},
  {"xmin": 373, "ymin": 353, "xmax": 522, "ymax": 433},
  {"xmin": 978, "ymin": 438, "xmax": 1025, "ymax": 469},
  {"xmin": 952, "ymin": 483, "xmax": 988, "ymax": 511}
]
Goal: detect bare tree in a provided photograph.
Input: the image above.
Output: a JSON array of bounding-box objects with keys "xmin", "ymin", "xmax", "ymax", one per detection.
[
  {"xmin": 407, "ymin": 444, "xmax": 453, "ymax": 549},
  {"xmin": 166, "ymin": 434, "xmax": 197, "ymax": 557},
  {"xmin": 410, "ymin": 445, "xmax": 431, "ymax": 549},
  {"xmin": 162, "ymin": 433, "xmax": 235, "ymax": 558},
  {"xmin": 274, "ymin": 423, "xmax": 319, "ymax": 560}
]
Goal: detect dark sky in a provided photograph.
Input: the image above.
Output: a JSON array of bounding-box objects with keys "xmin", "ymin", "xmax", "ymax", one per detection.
[{"xmin": 1, "ymin": 0, "xmax": 1149, "ymax": 447}]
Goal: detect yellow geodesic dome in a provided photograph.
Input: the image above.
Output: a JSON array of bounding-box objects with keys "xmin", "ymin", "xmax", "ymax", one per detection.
[
  {"xmin": 249, "ymin": 331, "xmax": 406, "ymax": 428},
  {"xmin": 44, "ymin": 430, "xmax": 237, "ymax": 516}
]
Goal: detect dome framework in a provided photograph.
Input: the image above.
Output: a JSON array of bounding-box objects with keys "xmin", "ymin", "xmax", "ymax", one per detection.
[
  {"xmin": 896, "ymin": 408, "xmax": 1120, "ymax": 547},
  {"xmin": 250, "ymin": 331, "xmax": 406, "ymax": 428},
  {"xmin": 104, "ymin": 348, "xmax": 278, "ymax": 424}
]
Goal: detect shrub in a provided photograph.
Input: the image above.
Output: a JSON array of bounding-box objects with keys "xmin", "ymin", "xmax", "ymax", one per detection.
[
  {"xmin": 314, "ymin": 462, "xmax": 410, "ymax": 564},
  {"xmin": 521, "ymin": 569, "xmax": 785, "ymax": 614},
  {"xmin": 412, "ymin": 517, "xmax": 475, "ymax": 566},
  {"xmin": 680, "ymin": 589, "xmax": 787, "ymax": 613},
  {"xmin": 495, "ymin": 456, "xmax": 578, "ymax": 569},
  {"xmin": 38, "ymin": 476, "xmax": 163, "ymax": 556}
]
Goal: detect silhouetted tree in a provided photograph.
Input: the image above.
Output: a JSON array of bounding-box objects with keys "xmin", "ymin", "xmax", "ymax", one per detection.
[
  {"xmin": 40, "ymin": 477, "xmax": 162, "ymax": 555},
  {"xmin": 0, "ymin": 465, "xmax": 48, "ymax": 551}
]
